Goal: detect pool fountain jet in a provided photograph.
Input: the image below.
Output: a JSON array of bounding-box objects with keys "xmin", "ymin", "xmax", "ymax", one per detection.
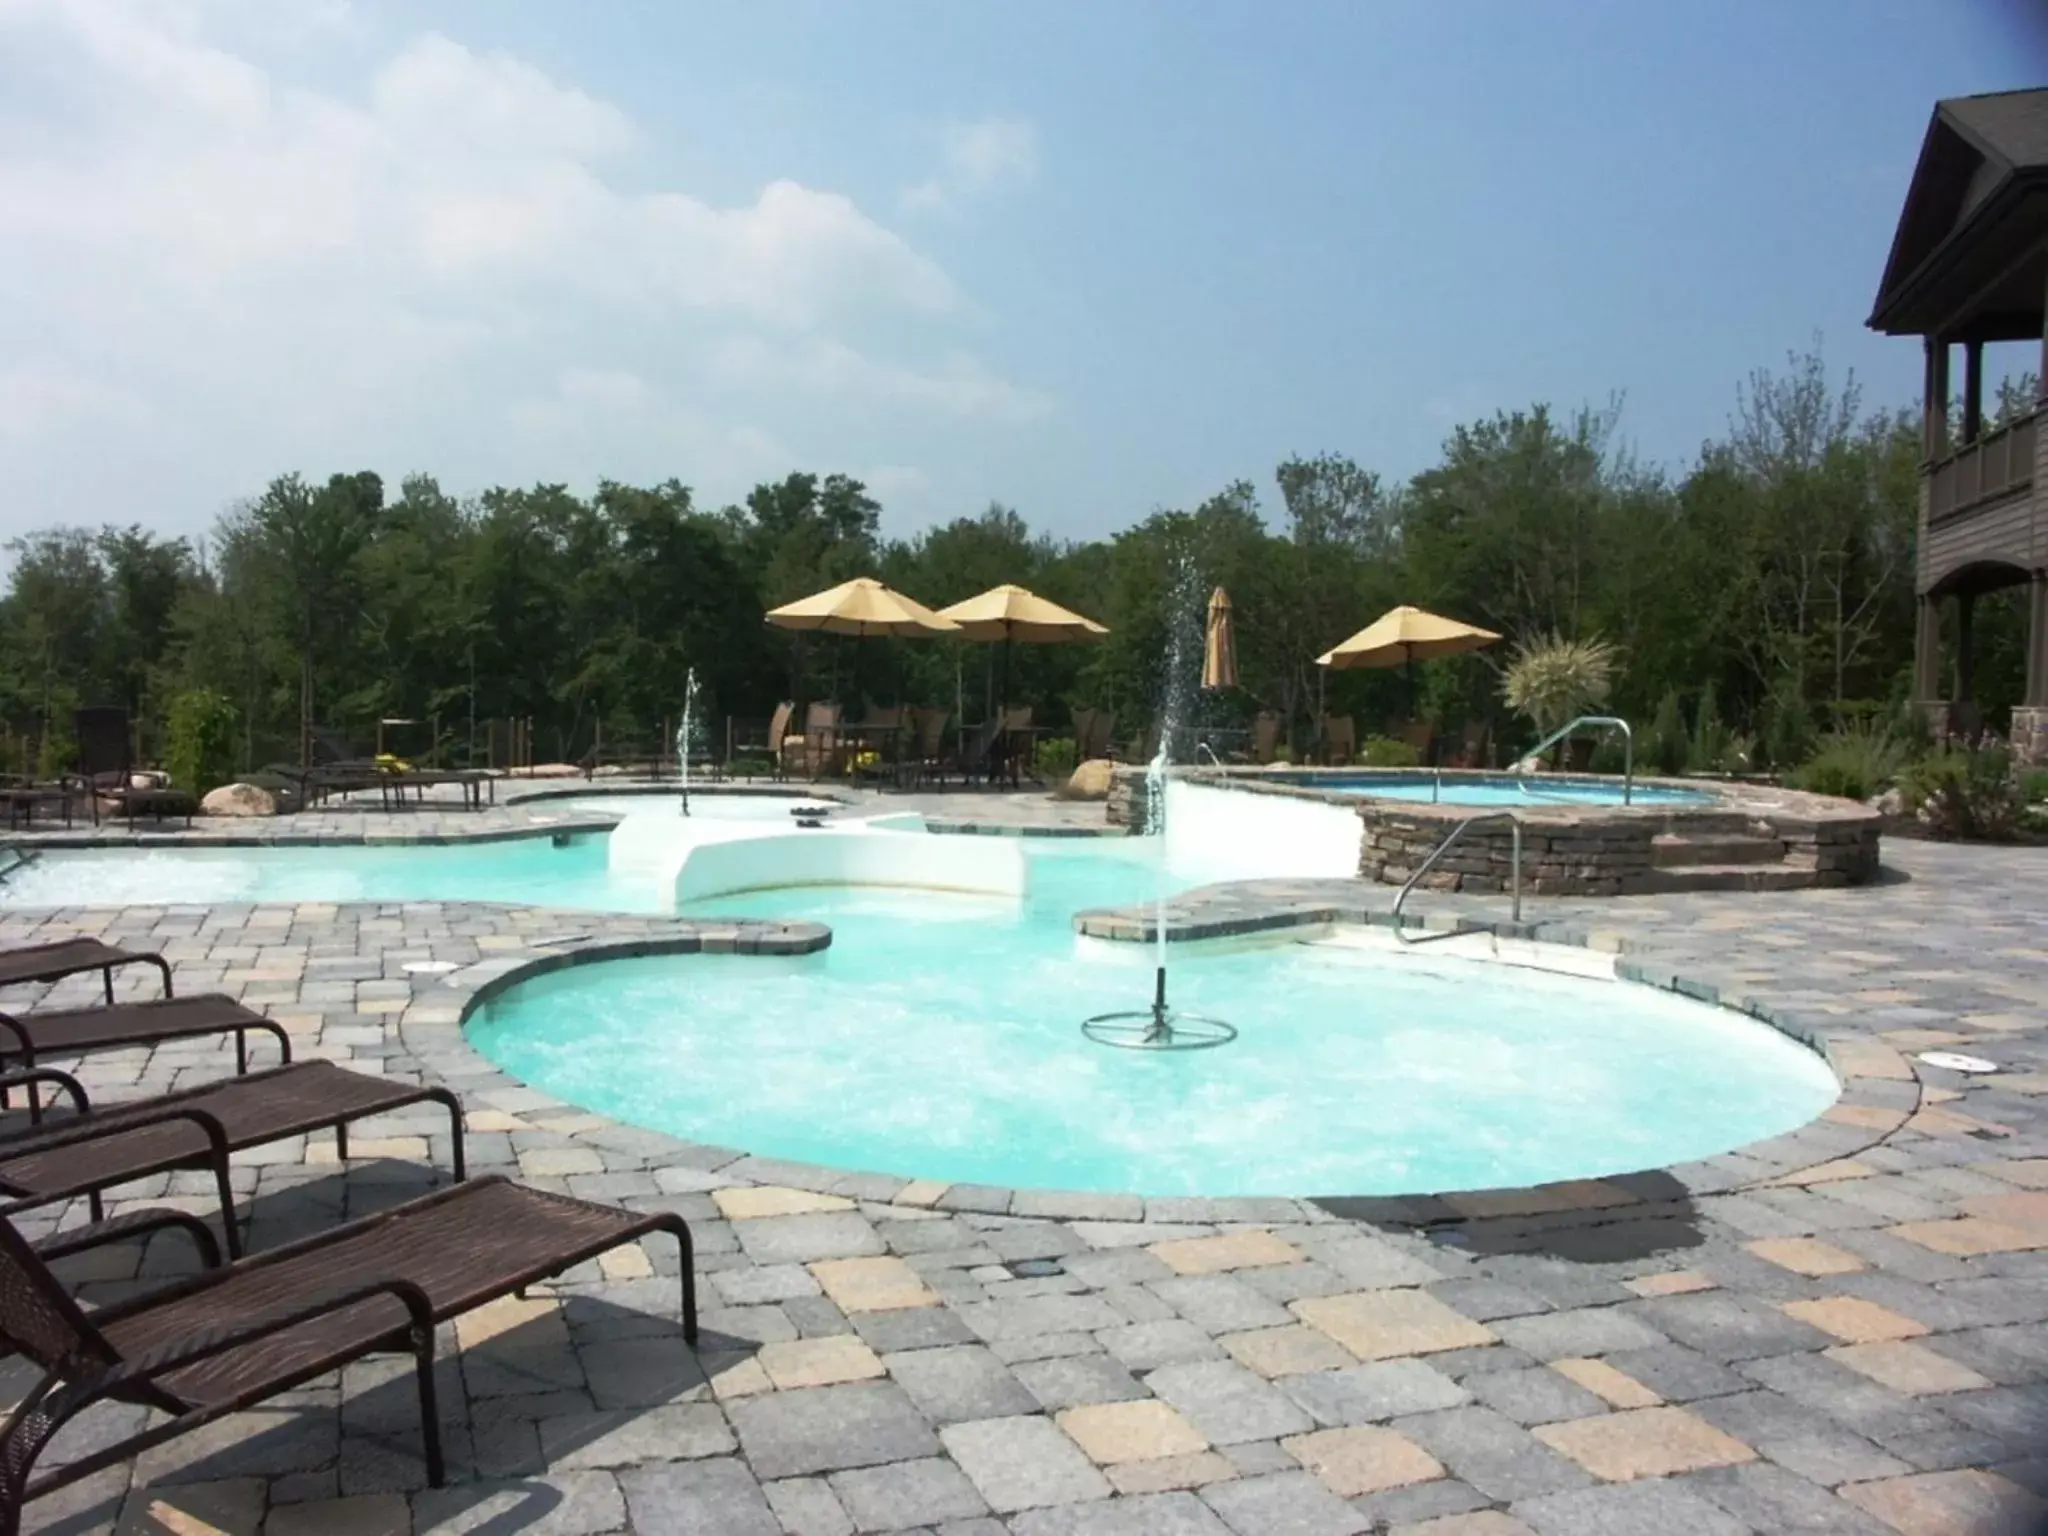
[
  {"xmin": 1083, "ymin": 564, "xmax": 1236, "ymax": 1051},
  {"xmin": 675, "ymin": 668, "xmax": 699, "ymax": 816}
]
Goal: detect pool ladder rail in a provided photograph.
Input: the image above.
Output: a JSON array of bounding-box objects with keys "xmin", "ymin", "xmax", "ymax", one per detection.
[
  {"xmin": 0, "ymin": 846, "xmax": 40, "ymax": 887},
  {"xmin": 1512, "ymin": 714, "xmax": 1635, "ymax": 805},
  {"xmin": 1391, "ymin": 811, "xmax": 1523, "ymax": 945}
]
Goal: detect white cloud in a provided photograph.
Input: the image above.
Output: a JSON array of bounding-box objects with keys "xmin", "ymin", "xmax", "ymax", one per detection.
[
  {"xmin": 902, "ymin": 117, "xmax": 1038, "ymax": 213},
  {"xmin": 0, "ymin": 2, "xmax": 1044, "ymax": 534},
  {"xmin": 707, "ymin": 336, "xmax": 1054, "ymax": 425}
]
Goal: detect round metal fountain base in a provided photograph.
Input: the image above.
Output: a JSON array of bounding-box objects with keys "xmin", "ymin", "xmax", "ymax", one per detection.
[
  {"xmin": 1082, "ymin": 965, "xmax": 1237, "ymax": 1050},
  {"xmin": 1081, "ymin": 1010, "xmax": 1238, "ymax": 1051}
]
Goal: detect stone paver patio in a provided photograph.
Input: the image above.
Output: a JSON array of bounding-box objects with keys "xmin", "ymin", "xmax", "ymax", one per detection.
[{"xmin": 3, "ymin": 790, "xmax": 2047, "ymax": 1535}]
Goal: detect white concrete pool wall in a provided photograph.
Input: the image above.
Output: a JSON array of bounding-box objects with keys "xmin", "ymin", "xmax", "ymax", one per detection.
[
  {"xmin": 607, "ymin": 807, "xmax": 1029, "ymax": 903},
  {"xmin": 1161, "ymin": 779, "xmax": 1362, "ymax": 884}
]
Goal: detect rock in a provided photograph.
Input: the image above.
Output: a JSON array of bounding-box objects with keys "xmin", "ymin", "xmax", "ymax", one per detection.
[
  {"xmin": 200, "ymin": 782, "xmax": 277, "ymax": 817},
  {"xmin": 1060, "ymin": 759, "xmax": 1116, "ymax": 801},
  {"xmin": 1870, "ymin": 787, "xmax": 1906, "ymax": 817}
]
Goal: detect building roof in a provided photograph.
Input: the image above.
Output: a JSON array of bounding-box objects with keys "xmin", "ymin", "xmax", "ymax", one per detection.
[
  {"xmin": 1867, "ymin": 88, "xmax": 2048, "ymax": 339},
  {"xmin": 1942, "ymin": 88, "xmax": 2048, "ymax": 173}
]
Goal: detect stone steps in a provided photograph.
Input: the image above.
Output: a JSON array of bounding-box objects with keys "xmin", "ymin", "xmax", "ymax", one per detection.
[
  {"xmin": 1640, "ymin": 863, "xmax": 1813, "ymax": 893},
  {"xmin": 1650, "ymin": 832, "xmax": 1786, "ymax": 868}
]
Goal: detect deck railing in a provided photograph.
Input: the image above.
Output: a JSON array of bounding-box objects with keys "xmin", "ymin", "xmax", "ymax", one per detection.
[{"xmin": 1929, "ymin": 406, "xmax": 2037, "ymax": 523}]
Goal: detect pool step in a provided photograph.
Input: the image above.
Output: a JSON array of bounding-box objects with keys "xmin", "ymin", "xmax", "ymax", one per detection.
[
  {"xmin": 1650, "ymin": 832, "xmax": 1785, "ymax": 868},
  {"xmin": 1641, "ymin": 863, "xmax": 1811, "ymax": 894}
]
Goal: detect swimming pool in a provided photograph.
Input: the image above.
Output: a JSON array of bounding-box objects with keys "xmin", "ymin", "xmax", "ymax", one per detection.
[
  {"xmin": 1309, "ymin": 774, "xmax": 1713, "ymax": 807},
  {"xmin": 468, "ymin": 839, "xmax": 1839, "ymax": 1197}
]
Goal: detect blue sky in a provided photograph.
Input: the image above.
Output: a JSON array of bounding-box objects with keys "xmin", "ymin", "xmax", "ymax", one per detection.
[{"xmin": 0, "ymin": 1, "xmax": 2040, "ymax": 547}]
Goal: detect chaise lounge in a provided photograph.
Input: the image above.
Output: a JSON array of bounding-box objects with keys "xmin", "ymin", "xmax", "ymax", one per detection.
[
  {"xmin": 0, "ymin": 1059, "xmax": 465, "ymax": 1256},
  {"xmin": 0, "ymin": 1175, "xmax": 696, "ymax": 1533}
]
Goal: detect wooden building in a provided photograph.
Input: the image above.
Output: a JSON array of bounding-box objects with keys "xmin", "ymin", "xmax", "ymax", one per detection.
[{"xmin": 1867, "ymin": 87, "xmax": 2048, "ymax": 763}]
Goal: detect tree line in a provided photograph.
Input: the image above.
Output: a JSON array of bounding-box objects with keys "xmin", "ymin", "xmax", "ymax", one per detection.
[{"xmin": 2, "ymin": 344, "xmax": 2035, "ymax": 782}]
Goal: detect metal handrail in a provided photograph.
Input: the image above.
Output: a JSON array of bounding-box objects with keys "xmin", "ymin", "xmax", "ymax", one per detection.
[
  {"xmin": 0, "ymin": 847, "xmax": 39, "ymax": 886},
  {"xmin": 1518, "ymin": 713, "xmax": 1634, "ymax": 804},
  {"xmin": 1391, "ymin": 812, "xmax": 1522, "ymax": 944}
]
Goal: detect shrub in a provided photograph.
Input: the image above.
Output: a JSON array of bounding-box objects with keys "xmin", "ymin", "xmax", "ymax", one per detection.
[
  {"xmin": 730, "ymin": 757, "xmax": 774, "ymax": 779},
  {"xmin": 1688, "ymin": 682, "xmax": 1731, "ymax": 773},
  {"xmin": 1357, "ymin": 735, "xmax": 1421, "ymax": 768},
  {"xmin": 1034, "ymin": 736, "xmax": 1078, "ymax": 779},
  {"xmin": 165, "ymin": 690, "xmax": 239, "ymax": 795},
  {"xmin": 1902, "ymin": 748, "xmax": 2020, "ymax": 840},
  {"xmin": 1760, "ymin": 674, "xmax": 1814, "ymax": 772},
  {"xmin": 1500, "ymin": 633, "xmax": 1619, "ymax": 737},
  {"xmin": 1790, "ymin": 723, "xmax": 1906, "ymax": 803},
  {"xmin": 1644, "ymin": 689, "xmax": 1688, "ymax": 776},
  {"xmin": 2023, "ymin": 768, "xmax": 2048, "ymax": 806}
]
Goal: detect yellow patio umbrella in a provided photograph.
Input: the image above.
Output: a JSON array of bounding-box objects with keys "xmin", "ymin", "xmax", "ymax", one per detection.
[
  {"xmin": 764, "ymin": 576, "xmax": 960, "ymax": 638},
  {"xmin": 1317, "ymin": 603, "xmax": 1500, "ymax": 718},
  {"xmin": 1201, "ymin": 587, "xmax": 1238, "ymax": 691},
  {"xmin": 937, "ymin": 584, "xmax": 1107, "ymax": 719},
  {"xmin": 766, "ymin": 576, "xmax": 958, "ymax": 710},
  {"xmin": 1316, "ymin": 605, "xmax": 1500, "ymax": 670}
]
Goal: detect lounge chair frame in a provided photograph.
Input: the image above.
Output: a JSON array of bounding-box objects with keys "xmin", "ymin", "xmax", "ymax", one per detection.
[
  {"xmin": 0, "ymin": 1060, "xmax": 465, "ymax": 1256},
  {"xmin": 0, "ymin": 1175, "xmax": 695, "ymax": 1532},
  {"xmin": 0, "ymin": 938, "xmax": 174, "ymax": 1009}
]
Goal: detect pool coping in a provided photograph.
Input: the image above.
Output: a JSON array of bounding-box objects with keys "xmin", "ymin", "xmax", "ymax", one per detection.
[{"xmin": 409, "ymin": 879, "xmax": 1925, "ymax": 1233}]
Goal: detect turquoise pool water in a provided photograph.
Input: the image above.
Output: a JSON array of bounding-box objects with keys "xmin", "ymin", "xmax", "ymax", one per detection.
[
  {"xmin": 1312, "ymin": 774, "xmax": 1713, "ymax": 807},
  {"xmin": 3, "ymin": 832, "xmax": 649, "ymax": 911},
  {"xmin": 469, "ymin": 841, "xmax": 1839, "ymax": 1197}
]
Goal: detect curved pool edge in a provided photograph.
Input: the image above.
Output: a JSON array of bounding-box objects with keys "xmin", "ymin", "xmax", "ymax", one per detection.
[{"xmin": 423, "ymin": 888, "xmax": 1922, "ymax": 1230}]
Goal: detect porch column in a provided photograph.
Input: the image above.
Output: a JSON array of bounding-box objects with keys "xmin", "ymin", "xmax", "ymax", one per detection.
[
  {"xmin": 1955, "ymin": 590, "xmax": 1976, "ymax": 702},
  {"xmin": 1923, "ymin": 336, "xmax": 1950, "ymax": 460},
  {"xmin": 1914, "ymin": 593, "xmax": 1944, "ymax": 702},
  {"xmin": 1962, "ymin": 338, "xmax": 1983, "ymax": 444},
  {"xmin": 2029, "ymin": 573, "xmax": 2048, "ymax": 708}
]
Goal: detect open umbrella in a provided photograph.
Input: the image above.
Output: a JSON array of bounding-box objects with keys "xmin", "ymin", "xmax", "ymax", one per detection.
[
  {"xmin": 1201, "ymin": 587, "xmax": 1238, "ymax": 691},
  {"xmin": 937, "ymin": 584, "xmax": 1107, "ymax": 718},
  {"xmin": 1316, "ymin": 605, "xmax": 1501, "ymax": 670},
  {"xmin": 766, "ymin": 576, "xmax": 958, "ymax": 707},
  {"xmin": 1316, "ymin": 604, "xmax": 1500, "ymax": 717}
]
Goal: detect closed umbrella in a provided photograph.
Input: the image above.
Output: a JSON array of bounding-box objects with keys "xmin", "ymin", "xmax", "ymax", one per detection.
[{"xmin": 1201, "ymin": 587, "xmax": 1238, "ymax": 691}]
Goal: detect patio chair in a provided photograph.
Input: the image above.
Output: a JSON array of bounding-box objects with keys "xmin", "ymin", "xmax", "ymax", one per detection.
[
  {"xmin": 0, "ymin": 777, "xmax": 77, "ymax": 832},
  {"xmin": 1395, "ymin": 718, "xmax": 1435, "ymax": 763},
  {"xmin": 785, "ymin": 702, "xmax": 841, "ymax": 781},
  {"xmin": 0, "ymin": 993, "xmax": 288, "ymax": 1095},
  {"xmin": 948, "ymin": 715, "xmax": 1004, "ymax": 786},
  {"xmin": 905, "ymin": 707, "xmax": 950, "ymax": 788},
  {"xmin": 1447, "ymin": 720, "xmax": 1490, "ymax": 768},
  {"xmin": 1251, "ymin": 711, "xmax": 1282, "ymax": 764},
  {"xmin": 1318, "ymin": 714, "xmax": 1356, "ymax": 765},
  {"xmin": 0, "ymin": 1059, "xmax": 464, "ymax": 1258},
  {"xmin": 735, "ymin": 702, "xmax": 795, "ymax": 781},
  {"xmin": 0, "ymin": 1173, "xmax": 696, "ymax": 1528},
  {"xmin": 70, "ymin": 707, "xmax": 195, "ymax": 827},
  {"xmin": 0, "ymin": 937, "xmax": 174, "ymax": 1007},
  {"xmin": 1073, "ymin": 708, "xmax": 1119, "ymax": 763}
]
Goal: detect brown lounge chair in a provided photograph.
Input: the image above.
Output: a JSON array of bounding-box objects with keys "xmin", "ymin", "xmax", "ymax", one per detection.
[
  {"xmin": 0, "ymin": 993, "xmax": 288, "ymax": 1084},
  {"xmin": 70, "ymin": 706, "xmax": 197, "ymax": 827},
  {"xmin": 0, "ymin": 1060, "xmax": 464, "ymax": 1256},
  {"xmin": 0, "ymin": 1175, "xmax": 696, "ymax": 1529},
  {"xmin": 0, "ymin": 937, "xmax": 175, "ymax": 1007}
]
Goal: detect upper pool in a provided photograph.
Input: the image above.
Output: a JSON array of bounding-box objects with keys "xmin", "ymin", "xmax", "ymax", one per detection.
[{"xmin": 1302, "ymin": 773, "xmax": 1715, "ymax": 808}]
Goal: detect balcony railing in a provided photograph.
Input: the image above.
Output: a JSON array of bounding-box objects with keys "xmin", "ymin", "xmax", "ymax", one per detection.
[{"xmin": 1928, "ymin": 406, "xmax": 2037, "ymax": 523}]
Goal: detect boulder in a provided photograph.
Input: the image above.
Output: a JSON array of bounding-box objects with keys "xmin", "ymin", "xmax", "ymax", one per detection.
[
  {"xmin": 201, "ymin": 782, "xmax": 278, "ymax": 817},
  {"xmin": 1060, "ymin": 758, "xmax": 1116, "ymax": 801}
]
